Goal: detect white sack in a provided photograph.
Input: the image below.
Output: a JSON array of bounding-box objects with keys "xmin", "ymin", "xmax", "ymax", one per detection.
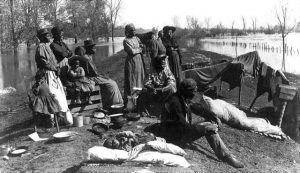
[
  {"xmin": 87, "ymin": 146, "xmax": 129, "ymax": 162},
  {"xmin": 132, "ymin": 151, "xmax": 190, "ymax": 168},
  {"xmin": 146, "ymin": 141, "xmax": 187, "ymax": 156}
]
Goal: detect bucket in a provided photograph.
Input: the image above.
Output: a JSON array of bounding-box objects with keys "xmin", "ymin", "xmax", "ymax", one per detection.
[
  {"xmin": 83, "ymin": 116, "xmax": 91, "ymax": 125},
  {"xmin": 73, "ymin": 113, "xmax": 83, "ymax": 127}
]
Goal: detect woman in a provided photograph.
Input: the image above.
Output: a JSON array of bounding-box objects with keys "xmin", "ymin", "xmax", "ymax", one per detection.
[
  {"xmin": 144, "ymin": 31, "xmax": 169, "ymax": 73},
  {"xmin": 50, "ymin": 26, "xmax": 73, "ymax": 85},
  {"xmin": 74, "ymin": 42, "xmax": 123, "ymax": 110},
  {"xmin": 123, "ymin": 24, "xmax": 146, "ymax": 100},
  {"xmin": 161, "ymin": 26, "xmax": 183, "ymax": 84},
  {"xmin": 35, "ymin": 28, "xmax": 73, "ymax": 125}
]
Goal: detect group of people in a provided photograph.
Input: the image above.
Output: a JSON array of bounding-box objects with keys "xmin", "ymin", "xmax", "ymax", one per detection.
[
  {"xmin": 32, "ymin": 23, "xmax": 244, "ymax": 168},
  {"xmin": 32, "ymin": 26, "xmax": 123, "ymax": 125},
  {"xmin": 123, "ymin": 23, "xmax": 244, "ymax": 168}
]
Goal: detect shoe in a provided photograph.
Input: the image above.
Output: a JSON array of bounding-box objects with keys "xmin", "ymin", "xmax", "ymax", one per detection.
[{"xmin": 223, "ymin": 154, "xmax": 244, "ymax": 168}]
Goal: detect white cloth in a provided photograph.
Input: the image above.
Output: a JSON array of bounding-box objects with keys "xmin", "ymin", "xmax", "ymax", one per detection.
[{"xmin": 46, "ymin": 71, "xmax": 68, "ymax": 112}]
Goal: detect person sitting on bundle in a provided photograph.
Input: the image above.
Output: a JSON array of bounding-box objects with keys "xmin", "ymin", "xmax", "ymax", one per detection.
[
  {"xmin": 67, "ymin": 57, "xmax": 95, "ymax": 105},
  {"xmin": 137, "ymin": 54, "xmax": 176, "ymax": 117}
]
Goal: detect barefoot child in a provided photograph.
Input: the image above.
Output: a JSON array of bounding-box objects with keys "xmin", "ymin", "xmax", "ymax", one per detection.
[{"xmin": 68, "ymin": 60, "xmax": 95, "ymax": 104}]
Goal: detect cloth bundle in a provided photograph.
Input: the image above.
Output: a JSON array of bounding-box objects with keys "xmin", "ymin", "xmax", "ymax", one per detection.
[
  {"xmin": 87, "ymin": 139, "xmax": 190, "ymax": 168},
  {"xmin": 202, "ymin": 96, "xmax": 286, "ymax": 140}
]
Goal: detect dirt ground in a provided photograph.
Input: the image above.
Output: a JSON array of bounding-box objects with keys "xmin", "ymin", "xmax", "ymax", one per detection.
[{"xmin": 0, "ymin": 48, "xmax": 300, "ymax": 173}]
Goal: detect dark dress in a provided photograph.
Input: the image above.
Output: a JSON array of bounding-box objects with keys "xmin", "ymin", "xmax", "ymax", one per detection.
[
  {"xmin": 148, "ymin": 39, "xmax": 167, "ymax": 72},
  {"xmin": 162, "ymin": 37, "xmax": 183, "ymax": 83},
  {"xmin": 68, "ymin": 66, "xmax": 95, "ymax": 93},
  {"xmin": 123, "ymin": 36, "xmax": 146, "ymax": 98},
  {"xmin": 50, "ymin": 40, "xmax": 72, "ymax": 84},
  {"xmin": 68, "ymin": 54, "xmax": 123, "ymax": 109}
]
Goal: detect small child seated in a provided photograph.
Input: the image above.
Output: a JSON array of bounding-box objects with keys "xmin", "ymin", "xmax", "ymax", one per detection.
[{"xmin": 68, "ymin": 60, "xmax": 95, "ymax": 104}]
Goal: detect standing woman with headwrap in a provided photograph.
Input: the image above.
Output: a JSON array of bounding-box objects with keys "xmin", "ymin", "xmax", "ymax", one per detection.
[
  {"xmin": 162, "ymin": 26, "xmax": 183, "ymax": 84},
  {"xmin": 123, "ymin": 24, "xmax": 145, "ymax": 100}
]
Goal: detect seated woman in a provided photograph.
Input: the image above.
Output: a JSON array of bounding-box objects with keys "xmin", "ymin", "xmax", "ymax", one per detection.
[
  {"xmin": 137, "ymin": 55, "xmax": 176, "ymax": 117},
  {"xmin": 67, "ymin": 59, "xmax": 95, "ymax": 104},
  {"xmin": 70, "ymin": 43, "xmax": 123, "ymax": 110}
]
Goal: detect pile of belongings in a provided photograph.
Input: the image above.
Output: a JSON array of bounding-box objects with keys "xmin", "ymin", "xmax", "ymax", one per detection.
[
  {"xmin": 202, "ymin": 96, "xmax": 286, "ymax": 140},
  {"xmin": 87, "ymin": 132, "xmax": 190, "ymax": 168}
]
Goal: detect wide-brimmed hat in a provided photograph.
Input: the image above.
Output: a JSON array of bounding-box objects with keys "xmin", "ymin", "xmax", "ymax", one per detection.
[
  {"xmin": 163, "ymin": 26, "xmax": 176, "ymax": 34},
  {"xmin": 37, "ymin": 29, "xmax": 49, "ymax": 37},
  {"xmin": 125, "ymin": 23, "xmax": 135, "ymax": 32},
  {"xmin": 51, "ymin": 26, "xmax": 63, "ymax": 36},
  {"xmin": 180, "ymin": 78, "xmax": 197, "ymax": 91},
  {"xmin": 84, "ymin": 40, "xmax": 96, "ymax": 48}
]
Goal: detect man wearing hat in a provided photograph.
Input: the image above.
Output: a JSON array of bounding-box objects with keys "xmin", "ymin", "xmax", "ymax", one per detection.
[
  {"xmin": 123, "ymin": 23, "xmax": 146, "ymax": 103},
  {"xmin": 50, "ymin": 26, "xmax": 73, "ymax": 84},
  {"xmin": 35, "ymin": 28, "xmax": 73, "ymax": 125},
  {"xmin": 158, "ymin": 78, "xmax": 244, "ymax": 168},
  {"xmin": 162, "ymin": 26, "xmax": 183, "ymax": 85},
  {"xmin": 137, "ymin": 54, "xmax": 176, "ymax": 117},
  {"xmin": 80, "ymin": 39, "xmax": 123, "ymax": 109}
]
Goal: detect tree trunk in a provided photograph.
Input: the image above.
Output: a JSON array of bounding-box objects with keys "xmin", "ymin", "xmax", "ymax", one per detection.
[
  {"xmin": 0, "ymin": 15, "xmax": 3, "ymax": 53},
  {"xmin": 111, "ymin": 24, "xmax": 114, "ymax": 42},
  {"xmin": 9, "ymin": 0, "xmax": 17, "ymax": 50},
  {"xmin": 282, "ymin": 36, "xmax": 286, "ymax": 72}
]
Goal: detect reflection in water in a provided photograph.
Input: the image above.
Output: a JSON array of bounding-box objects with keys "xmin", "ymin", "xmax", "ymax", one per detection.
[
  {"xmin": 0, "ymin": 41, "xmax": 124, "ymax": 91},
  {"xmin": 187, "ymin": 33, "xmax": 300, "ymax": 74}
]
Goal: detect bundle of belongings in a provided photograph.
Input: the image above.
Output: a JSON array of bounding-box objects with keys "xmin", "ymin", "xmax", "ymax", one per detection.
[
  {"xmin": 202, "ymin": 96, "xmax": 286, "ymax": 140},
  {"xmin": 86, "ymin": 131, "xmax": 190, "ymax": 168}
]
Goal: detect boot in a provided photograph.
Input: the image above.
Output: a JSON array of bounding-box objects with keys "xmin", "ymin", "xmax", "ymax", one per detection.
[
  {"xmin": 222, "ymin": 154, "xmax": 244, "ymax": 168},
  {"xmin": 205, "ymin": 132, "xmax": 244, "ymax": 168}
]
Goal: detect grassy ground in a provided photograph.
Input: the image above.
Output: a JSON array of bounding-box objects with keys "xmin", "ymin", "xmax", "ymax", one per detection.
[{"xmin": 0, "ymin": 48, "xmax": 300, "ymax": 172}]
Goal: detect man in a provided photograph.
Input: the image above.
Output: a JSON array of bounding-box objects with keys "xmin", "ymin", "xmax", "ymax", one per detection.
[
  {"xmin": 35, "ymin": 28, "xmax": 72, "ymax": 125},
  {"xmin": 137, "ymin": 55, "xmax": 176, "ymax": 117},
  {"xmin": 161, "ymin": 78, "xmax": 244, "ymax": 168},
  {"xmin": 81, "ymin": 40, "xmax": 123, "ymax": 109},
  {"xmin": 50, "ymin": 26, "xmax": 73, "ymax": 84}
]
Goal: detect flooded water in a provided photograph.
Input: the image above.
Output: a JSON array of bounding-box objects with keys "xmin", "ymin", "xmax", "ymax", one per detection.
[
  {"xmin": 189, "ymin": 33, "xmax": 300, "ymax": 74},
  {"xmin": 0, "ymin": 38, "xmax": 124, "ymax": 91}
]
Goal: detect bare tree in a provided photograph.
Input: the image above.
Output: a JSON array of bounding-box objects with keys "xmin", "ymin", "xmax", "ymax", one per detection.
[
  {"xmin": 105, "ymin": 0, "xmax": 122, "ymax": 42},
  {"xmin": 241, "ymin": 16, "xmax": 246, "ymax": 32},
  {"xmin": 204, "ymin": 17, "xmax": 211, "ymax": 30},
  {"xmin": 172, "ymin": 15, "xmax": 181, "ymax": 28},
  {"xmin": 186, "ymin": 16, "xmax": 201, "ymax": 29},
  {"xmin": 251, "ymin": 17, "xmax": 257, "ymax": 33},
  {"xmin": 231, "ymin": 21, "xmax": 235, "ymax": 36},
  {"xmin": 276, "ymin": 2, "xmax": 295, "ymax": 72}
]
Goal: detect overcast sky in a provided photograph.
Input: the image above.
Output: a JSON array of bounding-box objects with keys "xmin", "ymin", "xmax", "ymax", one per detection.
[{"xmin": 119, "ymin": 0, "xmax": 300, "ymax": 29}]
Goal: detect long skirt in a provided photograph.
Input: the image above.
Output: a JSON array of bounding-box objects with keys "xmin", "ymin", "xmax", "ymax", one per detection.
[
  {"xmin": 91, "ymin": 76, "xmax": 123, "ymax": 109},
  {"xmin": 46, "ymin": 71, "xmax": 68, "ymax": 112},
  {"xmin": 57, "ymin": 58, "xmax": 69, "ymax": 85},
  {"xmin": 167, "ymin": 50, "xmax": 182, "ymax": 83},
  {"xmin": 124, "ymin": 54, "xmax": 145, "ymax": 98}
]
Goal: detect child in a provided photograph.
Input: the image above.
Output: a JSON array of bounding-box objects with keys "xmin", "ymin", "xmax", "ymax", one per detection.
[{"xmin": 68, "ymin": 60, "xmax": 95, "ymax": 104}]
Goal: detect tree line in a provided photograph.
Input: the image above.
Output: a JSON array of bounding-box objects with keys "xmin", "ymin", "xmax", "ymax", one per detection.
[{"xmin": 0, "ymin": 0, "xmax": 122, "ymax": 52}]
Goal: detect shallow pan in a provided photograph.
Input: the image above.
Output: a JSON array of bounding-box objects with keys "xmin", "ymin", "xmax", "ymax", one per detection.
[{"xmin": 53, "ymin": 131, "xmax": 77, "ymax": 142}]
